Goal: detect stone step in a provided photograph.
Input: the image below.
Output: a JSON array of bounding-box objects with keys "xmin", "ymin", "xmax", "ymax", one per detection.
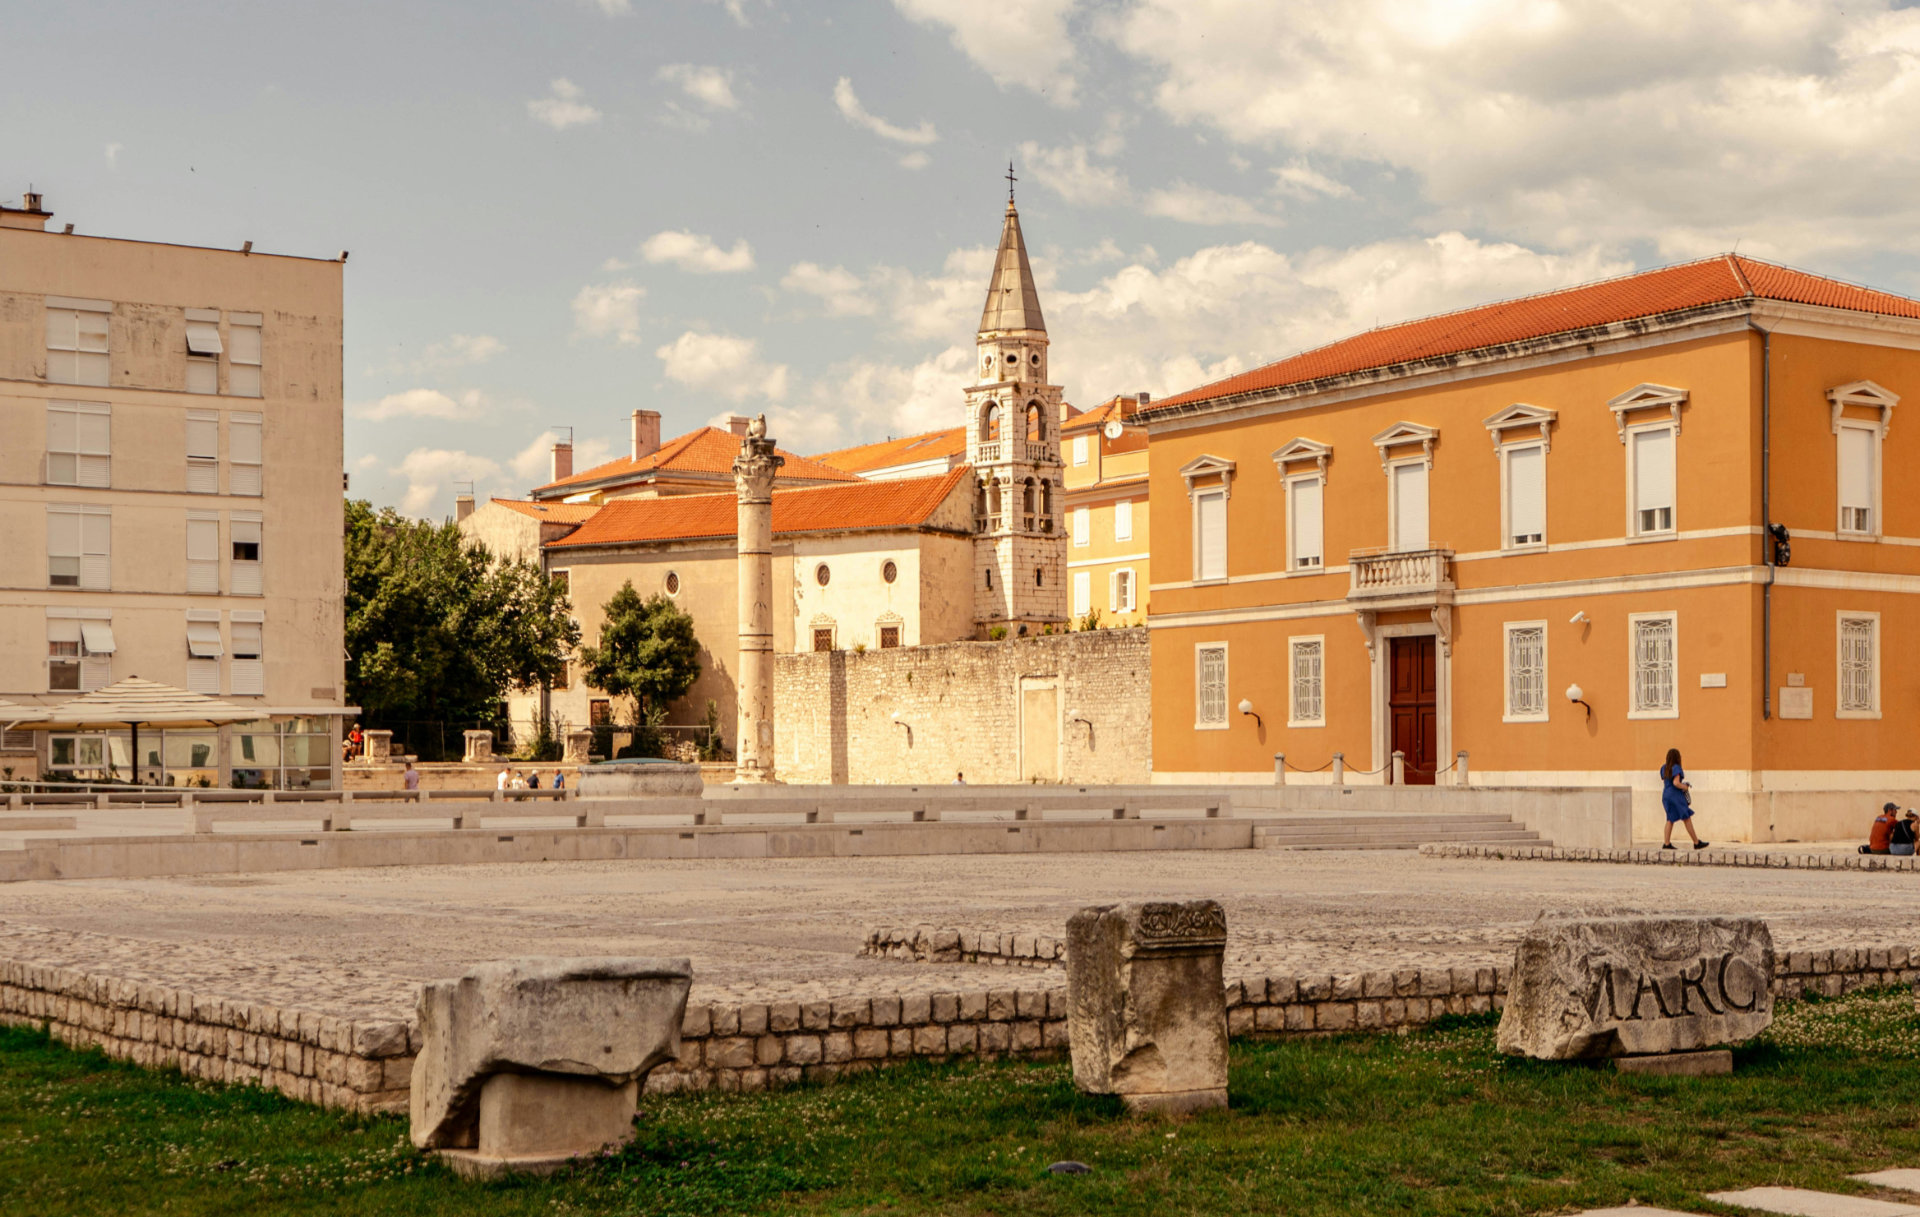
[
  {"xmin": 1707, "ymin": 1186, "xmax": 1920, "ymax": 1216},
  {"xmin": 1254, "ymin": 816, "xmax": 1525, "ymax": 836},
  {"xmin": 1260, "ymin": 830, "xmax": 1544, "ymax": 851}
]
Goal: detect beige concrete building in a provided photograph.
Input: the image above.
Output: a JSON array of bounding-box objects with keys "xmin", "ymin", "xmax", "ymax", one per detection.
[{"xmin": 0, "ymin": 193, "xmax": 347, "ymax": 786}]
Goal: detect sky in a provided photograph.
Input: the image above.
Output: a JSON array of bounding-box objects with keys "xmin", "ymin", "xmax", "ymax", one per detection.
[{"xmin": 9, "ymin": 0, "xmax": 1920, "ymax": 517}]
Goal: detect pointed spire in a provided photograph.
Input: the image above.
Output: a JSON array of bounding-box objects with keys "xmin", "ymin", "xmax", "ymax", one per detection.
[{"xmin": 979, "ymin": 195, "xmax": 1045, "ymax": 335}]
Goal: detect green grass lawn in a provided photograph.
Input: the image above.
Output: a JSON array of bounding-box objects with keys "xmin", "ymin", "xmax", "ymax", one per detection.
[{"xmin": 5, "ymin": 990, "xmax": 1920, "ymax": 1216}]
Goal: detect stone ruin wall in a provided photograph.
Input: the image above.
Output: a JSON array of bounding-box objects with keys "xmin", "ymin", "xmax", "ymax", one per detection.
[
  {"xmin": 6, "ymin": 941, "xmax": 1919, "ymax": 1112},
  {"xmin": 771, "ymin": 627, "xmax": 1149, "ymax": 785}
]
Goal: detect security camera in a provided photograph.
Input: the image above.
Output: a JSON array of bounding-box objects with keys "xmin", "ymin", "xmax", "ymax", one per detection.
[{"xmin": 1569, "ymin": 611, "xmax": 1589, "ymax": 625}]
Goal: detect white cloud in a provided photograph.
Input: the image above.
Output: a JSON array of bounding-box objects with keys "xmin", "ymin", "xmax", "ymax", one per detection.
[
  {"xmin": 1142, "ymin": 181, "xmax": 1283, "ymax": 227},
  {"xmin": 571, "ymin": 282, "xmax": 646, "ymax": 345},
  {"xmin": 354, "ymin": 453, "xmax": 380, "ymax": 471},
  {"xmin": 833, "ymin": 78, "xmax": 939, "ymax": 153},
  {"xmin": 352, "ymin": 388, "xmax": 486, "ymax": 422},
  {"xmin": 1270, "ymin": 159, "xmax": 1356, "ymax": 201},
  {"xmin": 1017, "ymin": 140, "xmax": 1130, "ymax": 207},
  {"xmin": 657, "ymin": 64, "xmax": 739, "ymax": 112},
  {"xmin": 589, "ymin": 0, "xmax": 629, "ymax": 13},
  {"xmin": 898, "ymin": 151, "xmax": 931, "ymax": 171},
  {"xmin": 640, "ymin": 230, "xmax": 755, "ymax": 273},
  {"xmin": 390, "ymin": 448, "xmax": 501, "ymax": 518},
  {"xmin": 893, "ymin": 0, "xmax": 1080, "ymax": 105},
  {"xmin": 528, "ymin": 78, "xmax": 601, "ymax": 131},
  {"xmin": 706, "ymin": 0, "xmax": 754, "ymax": 26},
  {"xmin": 781, "ymin": 262, "xmax": 874, "ymax": 316},
  {"xmin": 410, "ymin": 333, "xmax": 504, "ymax": 372},
  {"xmin": 510, "ymin": 430, "xmax": 615, "ymax": 483},
  {"xmin": 1105, "ymin": 0, "xmax": 1920, "ymax": 260},
  {"xmin": 655, "ymin": 331, "xmax": 789, "ymax": 401},
  {"xmin": 104, "ymin": 142, "xmax": 122, "ymax": 168}
]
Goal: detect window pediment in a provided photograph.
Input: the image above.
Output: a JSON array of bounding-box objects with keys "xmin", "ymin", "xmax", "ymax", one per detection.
[
  {"xmin": 1828, "ymin": 379, "xmax": 1899, "ymax": 436},
  {"xmin": 1178, "ymin": 453, "xmax": 1236, "ymax": 500},
  {"xmin": 1481, "ymin": 403, "xmax": 1557, "ymax": 453},
  {"xmin": 1270, "ymin": 437, "xmax": 1331, "ymax": 476},
  {"xmin": 1607, "ymin": 383, "xmax": 1687, "ymax": 443},
  {"xmin": 1369, "ymin": 421, "xmax": 1437, "ymax": 472}
]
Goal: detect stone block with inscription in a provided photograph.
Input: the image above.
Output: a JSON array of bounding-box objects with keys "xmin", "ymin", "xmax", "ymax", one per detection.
[
  {"xmin": 1066, "ymin": 899, "xmax": 1229, "ymax": 1113},
  {"xmin": 1497, "ymin": 914, "xmax": 1773, "ymax": 1060},
  {"xmin": 411, "ymin": 958, "xmax": 691, "ymax": 1177}
]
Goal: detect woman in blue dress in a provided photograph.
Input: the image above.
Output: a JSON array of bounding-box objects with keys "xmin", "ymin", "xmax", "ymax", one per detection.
[{"xmin": 1660, "ymin": 748, "xmax": 1708, "ymax": 850}]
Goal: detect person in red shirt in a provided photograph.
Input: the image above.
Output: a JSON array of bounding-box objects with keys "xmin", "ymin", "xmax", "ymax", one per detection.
[{"xmin": 1861, "ymin": 802, "xmax": 1899, "ymax": 854}]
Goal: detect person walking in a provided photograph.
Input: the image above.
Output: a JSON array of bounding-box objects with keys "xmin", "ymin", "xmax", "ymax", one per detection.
[
  {"xmin": 552, "ymin": 769, "xmax": 566, "ymax": 790},
  {"xmin": 1660, "ymin": 747, "xmax": 1708, "ymax": 850},
  {"xmin": 401, "ymin": 760, "xmax": 421, "ymax": 792}
]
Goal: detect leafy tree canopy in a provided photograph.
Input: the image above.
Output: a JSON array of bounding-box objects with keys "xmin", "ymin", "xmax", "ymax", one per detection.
[
  {"xmin": 343, "ymin": 500, "xmax": 579, "ymax": 728},
  {"xmin": 577, "ymin": 582, "xmax": 702, "ymax": 721}
]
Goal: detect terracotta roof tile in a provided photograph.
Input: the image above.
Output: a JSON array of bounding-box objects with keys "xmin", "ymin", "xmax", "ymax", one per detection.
[
  {"xmin": 550, "ymin": 466, "xmax": 973, "ymax": 548},
  {"xmin": 1151, "ymin": 255, "xmax": 1920, "ymax": 412},
  {"xmin": 487, "ymin": 498, "xmax": 601, "ymax": 524},
  {"xmin": 1062, "ymin": 396, "xmax": 1131, "ymax": 433},
  {"xmin": 533, "ymin": 427, "xmax": 859, "ymax": 494},
  {"xmin": 813, "ymin": 427, "xmax": 968, "ymax": 474}
]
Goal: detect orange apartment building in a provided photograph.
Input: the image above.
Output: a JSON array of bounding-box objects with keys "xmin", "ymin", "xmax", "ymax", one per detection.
[
  {"xmin": 1142, "ymin": 255, "xmax": 1920, "ymax": 844},
  {"xmin": 1062, "ymin": 394, "xmax": 1150, "ymax": 627}
]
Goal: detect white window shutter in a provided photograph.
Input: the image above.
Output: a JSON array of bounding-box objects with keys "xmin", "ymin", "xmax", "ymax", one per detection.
[
  {"xmin": 1072, "ymin": 570, "xmax": 1090, "ymax": 615},
  {"xmin": 1839, "ymin": 427, "xmax": 1873, "ymax": 532},
  {"xmin": 80, "ymin": 513, "xmax": 110, "ymax": 590},
  {"xmin": 231, "ymin": 416, "xmax": 262, "ymax": 463},
  {"xmin": 1114, "ymin": 498, "xmax": 1132, "ymax": 541},
  {"xmin": 1197, "ymin": 491, "xmax": 1227, "ymax": 580},
  {"xmin": 187, "ymin": 518, "xmax": 220, "ymax": 593},
  {"xmin": 1507, "ymin": 445, "xmax": 1545, "ymax": 544},
  {"xmin": 1392, "ymin": 463, "xmax": 1429, "ymax": 551},
  {"xmin": 1634, "ymin": 429, "xmax": 1675, "ymax": 527},
  {"xmin": 1290, "ymin": 478, "xmax": 1323, "ymax": 568}
]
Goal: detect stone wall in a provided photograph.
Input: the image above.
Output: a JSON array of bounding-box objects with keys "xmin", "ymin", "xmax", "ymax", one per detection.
[
  {"xmin": 772, "ymin": 628, "xmax": 1150, "ymax": 785},
  {"xmin": 861, "ymin": 926, "xmax": 1066, "ymax": 969}
]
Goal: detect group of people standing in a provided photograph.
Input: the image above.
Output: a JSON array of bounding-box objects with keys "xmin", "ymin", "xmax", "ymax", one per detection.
[{"xmin": 495, "ymin": 767, "xmax": 565, "ymax": 791}]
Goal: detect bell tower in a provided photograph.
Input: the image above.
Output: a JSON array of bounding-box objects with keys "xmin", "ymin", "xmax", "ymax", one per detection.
[{"xmin": 966, "ymin": 174, "xmax": 1066, "ymax": 635}]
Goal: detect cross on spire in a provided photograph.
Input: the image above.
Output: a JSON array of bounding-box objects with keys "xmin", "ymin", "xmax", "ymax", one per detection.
[{"xmin": 1006, "ymin": 160, "xmax": 1017, "ymax": 203}]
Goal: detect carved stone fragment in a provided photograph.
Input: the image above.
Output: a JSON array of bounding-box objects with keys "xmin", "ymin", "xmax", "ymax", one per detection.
[
  {"xmin": 1497, "ymin": 914, "xmax": 1773, "ymax": 1060},
  {"xmin": 410, "ymin": 958, "xmax": 692, "ymax": 1175},
  {"xmin": 1066, "ymin": 899, "xmax": 1229, "ymax": 1113}
]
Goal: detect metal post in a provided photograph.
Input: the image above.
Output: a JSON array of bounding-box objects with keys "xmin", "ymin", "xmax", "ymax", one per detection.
[
  {"xmin": 1273, "ymin": 753, "xmax": 1286, "ymax": 786},
  {"xmin": 1391, "ymin": 750, "xmax": 1405, "ymax": 785},
  {"xmin": 1331, "ymin": 752, "xmax": 1345, "ymax": 786}
]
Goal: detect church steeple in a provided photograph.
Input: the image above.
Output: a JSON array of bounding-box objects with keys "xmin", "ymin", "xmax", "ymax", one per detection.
[{"xmin": 979, "ymin": 200, "xmax": 1046, "ymax": 335}]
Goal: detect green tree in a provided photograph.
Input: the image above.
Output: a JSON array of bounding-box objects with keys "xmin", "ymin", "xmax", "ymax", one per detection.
[
  {"xmin": 343, "ymin": 500, "xmax": 579, "ymax": 755},
  {"xmin": 577, "ymin": 582, "xmax": 702, "ymax": 731}
]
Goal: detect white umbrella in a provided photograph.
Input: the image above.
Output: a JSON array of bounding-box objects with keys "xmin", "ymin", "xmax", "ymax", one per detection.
[
  {"xmin": 0, "ymin": 699, "xmax": 51, "ymax": 725},
  {"xmin": 35, "ymin": 677, "xmax": 260, "ymax": 784}
]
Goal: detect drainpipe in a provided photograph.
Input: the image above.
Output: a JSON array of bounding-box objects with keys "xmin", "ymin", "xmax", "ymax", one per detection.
[{"xmin": 1753, "ymin": 321, "xmax": 1774, "ymax": 720}]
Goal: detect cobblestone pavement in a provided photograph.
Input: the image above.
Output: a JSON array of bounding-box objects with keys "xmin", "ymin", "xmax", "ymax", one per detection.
[{"xmin": 1, "ymin": 850, "xmax": 1913, "ymax": 1024}]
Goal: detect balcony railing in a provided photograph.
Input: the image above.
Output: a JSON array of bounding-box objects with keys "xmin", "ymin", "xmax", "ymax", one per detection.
[
  {"xmin": 1348, "ymin": 547, "xmax": 1454, "ymax": 600},
  {"xmin": 976, "ymin": 441, "xmax": 1002, "ymax": 462},
  {"xmin": 971, "ymin": 439, "xmax": 1057, "ymax": 465}
]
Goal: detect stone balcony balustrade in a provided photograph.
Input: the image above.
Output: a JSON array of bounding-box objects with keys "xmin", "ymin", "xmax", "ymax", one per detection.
[{"xmin": 1348, "ymin": 547, "xmax": 1455, "ymax": 608}]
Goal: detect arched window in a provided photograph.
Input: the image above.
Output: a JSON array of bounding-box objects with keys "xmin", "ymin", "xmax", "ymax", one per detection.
[
  {"xmin": 974, "ymin": 478, "xmax": 989, "ymax": 527},
  {"xmin": 1040, "ymin": 479, "xmax": 1054, "ymax": 531},
  {"xmin": 983, "ymin": 403, "xmax": 1001, "ymax": 442},
  {"xmin": 1022, "ymin": 477, "xmax": 1037, "ymax": 531},
  {"xmin": 1027, "ymin": 402, "xmax": 1044, "ymax": 442}
]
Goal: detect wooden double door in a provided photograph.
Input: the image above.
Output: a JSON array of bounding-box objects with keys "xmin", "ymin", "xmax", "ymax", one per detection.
[{"xmin": 1388, "ymin": 636, "xmax": 1438, "ymax": 785}]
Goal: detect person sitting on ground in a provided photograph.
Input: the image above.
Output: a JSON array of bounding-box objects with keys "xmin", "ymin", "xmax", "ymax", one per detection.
[
  {"xmin": 1860, "ymin": 802, "xmax": 1899, "ymax": 854},
  {"xmin": 401, "ymin": 760, "xmax": 420, "ymax": 792},
  {"xmin": 1890, "ymin": 810, "xmax": 1918, "ymax": 857}
]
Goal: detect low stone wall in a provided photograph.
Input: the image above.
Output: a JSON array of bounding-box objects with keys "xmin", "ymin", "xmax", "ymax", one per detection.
[
  {"xmin": 0, "ymin": 958, "xmax": 416, "ymax": 1112},
  {"xmin": 1422, "ymin": 842, "xmax": 1920, "ymax": 872},
  {"xmin": 860, "ymin": 926, "xmax": 1066, "ymax": 969},
  {"xmin": 343, "ymin": 762, "xmax": 581, "ymax": 792},
  {"xmin": 8, "ymin": 941, "xmax": 1920, "ymax": 1111}
]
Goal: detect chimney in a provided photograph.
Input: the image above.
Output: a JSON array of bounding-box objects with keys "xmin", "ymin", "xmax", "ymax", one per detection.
[
  {"xmin": 551, "ymin": 439, "xmax": 573, "ymax": 483},
  {"xmin": 631, "ymin": 409, "xmax": 662, "ymax": 461},
  {"xmin": 724, "ymin": 413, "xmax": 751, "ymax": 438},
  {"xmin": 1136, "ymin": 391, "xmax": 1151, "ymax": 409},
  {"xmin": 0, "ymin": 191, "xmax": 51, "ymax": 232},
  {"xmin": 454, "ymin": 493, "xmax": 475, "ymax": 524}
]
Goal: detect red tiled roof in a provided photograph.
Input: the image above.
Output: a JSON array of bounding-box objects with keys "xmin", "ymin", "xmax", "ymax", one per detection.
[
  {"xmin": 1152, "ymin": 255, "xmax": 1920, "ymax": 412},
  {"xmin": 533, "ymin": 427, "xmax": 859, "ymax": 494},
  {"xmin": 1062, "ymin": 396, "xmax": 1132, "ymax": 433},
  {"xmin": 488, "ymin": 498, "xmax": 600, "ymax": 523},
  {"xmin": 549, "ymin": 466, "xmax": 974, "ymax": 548},
  {"xmin": 813, "ymin": 427, "xmax": 967, "ymax": 475}
]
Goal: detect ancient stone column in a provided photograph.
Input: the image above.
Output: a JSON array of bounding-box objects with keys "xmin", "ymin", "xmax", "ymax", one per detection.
[{"xmin": 732, "ymin": 417, "xmax": 783, "ymax": 783}]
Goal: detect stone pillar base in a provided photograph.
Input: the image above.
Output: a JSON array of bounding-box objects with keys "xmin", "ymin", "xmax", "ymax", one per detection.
[
  {"xmin": 1121, "ymin": 1087, "xmax": 1228, "ymax": 1115},
  {"xmin": 437, "ymin": 1073, "xmax": 639, "ymax": 1177}
]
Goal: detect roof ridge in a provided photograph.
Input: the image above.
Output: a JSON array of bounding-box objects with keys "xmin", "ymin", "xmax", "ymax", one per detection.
[{"xmin": 1726, "ymin": 253, "xmax": 1756, "ymax": 298}]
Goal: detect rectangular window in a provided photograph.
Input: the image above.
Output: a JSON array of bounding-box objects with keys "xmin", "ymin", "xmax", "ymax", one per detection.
[
  {"xmin": 46, "ymin": 402, "xmax": 111, "ymax": 488},
  {"xmin": 47, "ymin": 620, "xmax": 81, "ymax": 692},
  {"xmin": 46, "ymin": 298, "xmax": 109, "ymax": 386},
  {"xmin": 1195, "ymin": 644, "xmax": 1228, "ymax": 728},
  {"xmin": 230, "ymin": 620, "xmax": 264, "ymax": 695},
  {"xmin": 553, "ymin": 659, "xmax": 571, "ymax": 691},
  {"xmin": 1071, "ymin": 435, "xmax": 1088, "ymax": 466},
  {"xmin": 551, "ymin": 570, "xmax": 571, "ymax": 597},
  {"xmin": 229, "ymin": 314, "xmax": 262, "ymax": 398},
  {"xmin": 589, "ymin": 699, "xmax": 611, "ymax": 726},
  {"xmin": 1110, "ymin": 567, "xmax": 1136, "ymax": 613},
  {"xmin": 48, "ymin": 507, "xmax": 110, "ymax": 590},
  {"xmin": 230, "ymin": 515, "xmax": 262, "ymax": 595},
  {"xmin": 1504, "ymin": 443, "xmax": 1545, "ymax": 548},
  {"xmin": 812, "ymin": 627, "xmax": 834, "ymax": 652},
  {"xmin": 1504, "ymin": 622, "xmax": 1548, "ymax": 721},
  {"xmin": 186, "ymin": 309, "xmax": 222, "ymax": 394},
  {"xmin": 186, "ymin": 618, "xmax": 223, "ymax": 695},
  {"xmin": 1390, "ymin": 461, "xmax": 1429, "ymax": 552},
  {"xmin": 187, "ymin": 514, "xmax": 220, "ymax": 593},
  {"xmin": 1114, "ymin": 498, "xmax": 1133, "ymax": 542},
  {"xmin": 1287, "ymin": 475, "xmax": 1324, "ymax": 570},
  {"xmin": 1838, "ymin": 424, "xmax": 1876, "ymax": 536},
  {"xmin": 1838, "ymin": 613, "xmax": 1879, "ymax": 717},
  {"xmin": 1629, "ymin": 612, "xmax": 1678, "ymax": 718},
  {"xmin": 1631, "ymin": 427, "xmax": 1676, "ymax": 536},
  {"xmin": 1194, "ymin": 489, "xmax": 1227, "ymax": 581},
  {"xmin": 880, "ymin": 625, "xmax": 901, "ymax": 649},
  {"xmin": 1289, "ymin": 636, "xmax": 1324, "ymax": 727},
  {"xmin": 1072, "ymin": 569, "xmax": 1091, "ymax": 615},
  {"xmin": 1071, "ymin": 506, "xmax": 1090, "ymax": 547},
  {"xmin": 186, "ymin": 410, "xmax": 219, "ymax": 493},
  {"xmin": 230, "ymin": 413, "xmax": 262, "ymax": 496}
]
